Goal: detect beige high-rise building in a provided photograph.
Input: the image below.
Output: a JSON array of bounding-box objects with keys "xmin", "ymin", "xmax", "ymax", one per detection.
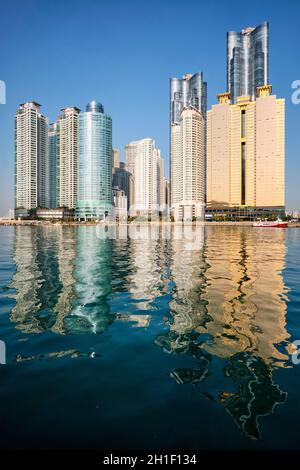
[
  {"xmin": 57, "ymin": 107, "xmax": 80, "ymax": 209},
  {"xmin": 206, "ymin": 85, "xmax": 285, "ymax": 216},
  {"xmin": 125, "ymin": 141, "xmax": 136, "ymax": 176},
  {"xmin": 112, "ymin": 148, "xmax": 120, "ymax": 173},
  {"xmin": 171, "ymin": 107, "xmax": 205, "ymax": 221}
]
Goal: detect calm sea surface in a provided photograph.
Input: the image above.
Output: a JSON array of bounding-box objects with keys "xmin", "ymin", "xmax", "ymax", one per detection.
[{"xmin": 0, "ymin": 225, "xmax": 300, "ymax": 450}]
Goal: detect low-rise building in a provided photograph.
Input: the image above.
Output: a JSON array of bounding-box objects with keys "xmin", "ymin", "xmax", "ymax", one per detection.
[
  {"xmin": 113, "ymin": 188, "xmax": 128, "ymax": 221},
  {"xmin": 35, "ymin": 208, "xmax": 75, "ymax": 220}
]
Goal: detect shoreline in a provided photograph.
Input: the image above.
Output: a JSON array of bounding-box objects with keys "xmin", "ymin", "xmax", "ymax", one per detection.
[{"xmin": 1, "ymin": 220, "xmax": 300, "ymax": 228}]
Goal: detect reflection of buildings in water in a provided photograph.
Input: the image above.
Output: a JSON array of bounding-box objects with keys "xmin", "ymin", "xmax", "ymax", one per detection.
[
  {"xmin": 168, "ymin": 225, "xmax": 208, "ymax": 334},
  {"xmin": 128, "ymin": 225, "xmax": 169, "ymax": 310},
  {"xmin": 154, "ymin": 330, "xmax": 212, "ymax": 386},
  {"xmin": 110, "ymin": 237, "xmax": 135, "ymax": 294},
  {"xmin": 154, "ymin": 225, "xmax": 211, "ymax": 385},
  {"xmin": 203, "ymin": 228, "xmax": 290, "ymax": 439},
  {"xmin": 154, "ymin": 226, "xmax": 290, "ymax": 439},
  {"xmin": 9, "ymin": 226, "xmax": 62, "ymax": 333},
  {"xmin": 9, "ymin": 226, "xmax": 115, "ymax": 335},
  {"xmin": 202, "ymin": 227, "xmax": 290, "ymax": 366},
  {"xmin": 64, "ymin": 227, "xmax": 114, "ymax": 334},
  {"xmin": 116, "ymin": 313, "xmax": 151, "ymax": 328},
  {"xmin": 52, "ymin": 227, "xmax": 76, "ymax": 334},
  {"xmin": 9, "ymin": 224, "xmax": 160, "ymax": 335},
  {"xmin": 9, "ymin": 224, "xmax": 291, "ymax": 439},
  {"xmin": 220, "ymin": 352, "xmax": 287, "ymax": 440}
]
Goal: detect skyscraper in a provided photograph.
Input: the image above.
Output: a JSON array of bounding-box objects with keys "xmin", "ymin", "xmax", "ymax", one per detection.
[
  {"xmin": 170, "ymin": 72, "xmax": 207, "ymax": 219},
  {"xmin": 124, "ymin": 141, "xmax": 136, "ymax": 176},
  {"xmin": 126, "ymin": 138, "xmax": 163, "ymax": 215},
  {"xmin": 112, "ymin": 162, "xmax": 134, "ymax": 210},
  {"xmin": 76, "ymin": 101, "xmax": 112, "ymax": 221},
  {"xmin": 47, "ymin": 122, "xmax": 57, "ymax": 208},
  {"xmin": 163, "ymin": 177, "xmax": 170, "ymax": 208},
  {"xmin": 112, "ymin": 148, "xmax": 120, "ymax": 173},
  {"xmin": 227, "ymin": 21, "xmax": 269, "ymax": 103},
  {"xmin": 206, "ymin": 85, "xmax": 285, "ymax": 217},
  {"xmin": 157, "ymin": 155, "xmax": 165, "ymax": 207},
  {"xmin": 15, "ymin": 101, "xmax": 48, "ymax": 211},
  {"xmin": 170, "ymin": 73, "xmax": 207, "ymax": 125},
  {"xmin": 171, "ymin": 107, "xmax": 205, "ymax": 221},
  {"xmin": 56, "ymin": 107, "xmax": 80, "ymax": 209}
]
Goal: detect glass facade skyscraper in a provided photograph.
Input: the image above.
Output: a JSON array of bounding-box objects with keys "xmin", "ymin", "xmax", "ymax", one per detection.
[
  {"xmin": 227, "ymin": 21, "xmax": 269, "ymax": 103},
  {"xmin": 170, "ymin": 72, "xmax": 207, "ymax": 125},
  {"xmin": 76, "ymin": 101, "xmax": 113, "ymax": 221}
]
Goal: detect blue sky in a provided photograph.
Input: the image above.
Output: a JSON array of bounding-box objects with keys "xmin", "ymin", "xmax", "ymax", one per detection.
[{"xmin": 0, "ymin": 0, "xmax": 299, "ymax": 215}]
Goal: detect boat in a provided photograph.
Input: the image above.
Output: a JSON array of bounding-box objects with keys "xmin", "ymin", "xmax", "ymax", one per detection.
[{"xmin": 253, "ymin": 218, "xmax": 288, "ymax": 228}]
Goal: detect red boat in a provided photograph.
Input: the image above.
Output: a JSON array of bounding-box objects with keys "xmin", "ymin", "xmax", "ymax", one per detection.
[{"xmin": 253, "ymin": 219, "xmax": 288, "ymax": 228}]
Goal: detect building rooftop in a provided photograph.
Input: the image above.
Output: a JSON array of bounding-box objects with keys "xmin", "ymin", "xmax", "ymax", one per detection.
[{"xmin": 86, "ymin": 100, "xmax": 104, "ymax": 113}]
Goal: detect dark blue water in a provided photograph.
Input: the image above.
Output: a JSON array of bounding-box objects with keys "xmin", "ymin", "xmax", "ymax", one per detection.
[{"xmin": 0, "ymin": 225, "xmax": 300, "ymax": 450}]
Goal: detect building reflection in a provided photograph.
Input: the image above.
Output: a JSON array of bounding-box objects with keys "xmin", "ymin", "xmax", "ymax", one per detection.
[
  {"xmin": 168, "ymin": 225, "xmax": 208, "ymax": 334},
  {"xmin": 52, "ymin": 226, "xmax": 76, "ymax": 333},
  {"xmin": 202, "ymin": 227, "xmax": 290, "ymax": 366},
  {"xmin": 155, "ymin": 226, "xmax": 291, "ymax": 439},
  {"xmin": 155, "ymin": 225, "xmax": 213, "ymax": 386},
  {"xmin": 63, "ymin": 226, "xmax": 114, "ymax": 334},
  {"xmin": 8, "ymin": 224, "xmax": 291, "ymax": 439},
  {"xmin": 9, "ymin": 226, "xmax": 62, "ymax": 333},
  {"xmin": 9, "ymin": 225, "xmax": 165, "ymax": 335},
  {"xmin": 9, "ymin": 226, "xmax": 115, "ymax": 335},
  {"xmin": 220, "ymin": 351, "xmax": 287, "ymax": 440},
  {"xmin": 127, "ymin": 224, "xmax": 170, "ymax": 310}
]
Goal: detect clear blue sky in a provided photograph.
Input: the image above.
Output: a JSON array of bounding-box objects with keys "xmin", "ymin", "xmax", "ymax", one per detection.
[{"xmin": 0, "ymin": 0, "xmax": 299, "ymax": 215}]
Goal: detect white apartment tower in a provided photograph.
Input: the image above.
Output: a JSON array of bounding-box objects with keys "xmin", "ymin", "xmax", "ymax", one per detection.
[
  {"xmin": 157, "ymin": 154, "xmax": 165, "ymax": 207},
  {"xmin": 56, "ymin": 107, "xmax": 80, "ymax": 209},
  {"xmin": 15, "ymin": 101, "xmax": 48, "ymax": 210},
  {"xmin": 125, "ymin": 138, "xmax": 164, "ymax": 215},
  {"xmin": 171, "ymin": 107, "xmax": 205, "ymax": 221}
]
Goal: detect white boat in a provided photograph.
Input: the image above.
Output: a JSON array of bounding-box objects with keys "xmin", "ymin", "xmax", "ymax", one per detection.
[{"xmin": 253, "ymin": 218, "xmax": 288, "ymax": 228}]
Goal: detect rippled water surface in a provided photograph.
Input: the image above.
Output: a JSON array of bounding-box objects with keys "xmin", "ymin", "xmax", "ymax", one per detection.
[{"xmin": 0, "ymin": 225, "xmax": 300, "ymax": 449}]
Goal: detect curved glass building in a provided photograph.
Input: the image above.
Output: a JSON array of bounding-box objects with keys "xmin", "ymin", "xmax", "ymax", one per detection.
[
  {"xmin": 170, "ymin": 72, "xmax": 207, "ymax": 125},
  {"xmin": 76, "ymin": 101, "xmax": 113, "ymax": 221},
  {"xmin": 227, "ymin": 21, "xmax": 269, "ymax": 103}
]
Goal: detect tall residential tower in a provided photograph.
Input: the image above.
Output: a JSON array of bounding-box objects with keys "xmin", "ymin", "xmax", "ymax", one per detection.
[
  {"xmin": 47, "ymin": 122, "xmax": 57, "ymax": 208},
  {"xmin": 227, "ymin": 22, "xmax": 269, "ymax": 103},
  {"xmin": 170, "ymin": 73, "xmax": 207, "ymax": 220},
  {"xmin": 125, "ymin": 138, "xmax": 164, "ymax": 215},
  {"xmin": 56, "ymin": 107, "xmax": 80, "ymax": 209},
  {"xmin": 15, "ymin": 101, "xmax": 48, "ymax": 211},
  {"xmin": 171, "ymin": 107, "xmax": 205, "ymax": 221}
]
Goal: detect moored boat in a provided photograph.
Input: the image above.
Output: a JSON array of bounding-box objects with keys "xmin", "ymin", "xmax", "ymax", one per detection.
[{"xmin": 253, "ymin": 219, "xmax": 288, "ymax": 228}]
